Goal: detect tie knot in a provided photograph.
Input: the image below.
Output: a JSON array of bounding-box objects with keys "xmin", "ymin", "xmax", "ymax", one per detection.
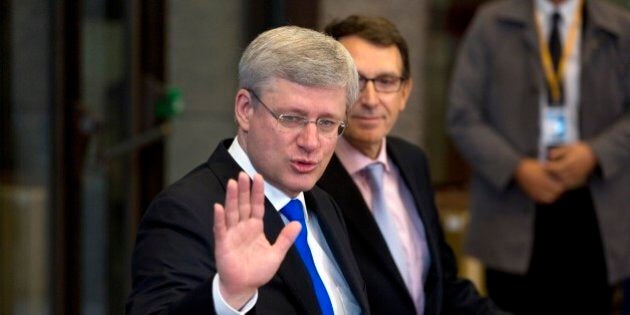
[
  {"xmin": 280, "ymin": 199, "xmax": 304, "ymax": 222},
  {"xmin": 364, "ymin": 162, "xmax": 385, "ymax": 192},
  {"xmin": 551, "ymin": 11, "xmax": 562, "ymax": 26}
]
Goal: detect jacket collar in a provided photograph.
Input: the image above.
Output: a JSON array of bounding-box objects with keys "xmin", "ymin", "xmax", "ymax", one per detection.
[
  {"xmin": 492, "ymin": 0, "xmax": 623, "ymax": 38},
  {"xmin": 495, "ymin": 0, "xmax": 534, "ymax": 25},
  {"xmin": 583, "ymin": 0, "xmax": 624, "ymax": 39}
]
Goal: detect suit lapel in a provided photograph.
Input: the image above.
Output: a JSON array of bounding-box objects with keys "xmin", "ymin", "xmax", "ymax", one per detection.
[
  {"xmin": 386, "ymin": 140, "xmax": 443, "ymax": 287},
  {"xmin": 304, "ymin": 189, "xmax": 370, "ymax": 313},
  {"xmin": 386, "ymin": 142, "xmax": 435, "ymax": 246},
  {"xmin": 496, "ymin": 1, "xmax": 543, "ymax": 148},
  {"xmin": 495, "ymin": 0, "xmax": 537, "ymax": 51},
  {"xmin": 322, "ymin": 155, "xmax": 408, "ymax": 291}
]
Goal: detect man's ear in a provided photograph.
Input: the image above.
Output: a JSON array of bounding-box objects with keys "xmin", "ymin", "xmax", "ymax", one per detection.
[
  {"xmin": 235, "ymin": 89, "xmax": 255, "ymax": 132},
  {"xmin": 399, "ymin": 77, "xmax": 413, "ymax": 111}
]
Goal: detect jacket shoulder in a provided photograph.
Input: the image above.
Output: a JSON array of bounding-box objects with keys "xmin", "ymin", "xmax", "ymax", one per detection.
[
  {"xmin": 474, "ymin": 0, "xmax": 525, "ymax": 19},
  {"xmin": 591, "ymin": 0, "xmax": 630, "ymax": 39},
  {"xmin": 308, "ymin": 185, "xmax": 339, "ymax": 207},
  {"xmin": 386, "ymin": 136, "xmax": 428, "ymax": 160}
]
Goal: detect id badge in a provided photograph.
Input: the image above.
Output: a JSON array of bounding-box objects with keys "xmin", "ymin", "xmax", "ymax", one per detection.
[{"xmin": 541, "ymin": 106, "xmax": 568, "ymax": 159}]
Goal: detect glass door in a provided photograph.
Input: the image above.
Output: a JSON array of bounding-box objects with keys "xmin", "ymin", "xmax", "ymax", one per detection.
[{"xmin": 1, "ymin": 1, "xmax": 165, "ymax": 314}]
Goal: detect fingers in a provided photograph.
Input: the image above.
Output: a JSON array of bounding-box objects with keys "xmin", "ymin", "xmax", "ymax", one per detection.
[
  {"xmin": 539, "ymin": 171, "xmax": 565, "ymax": 202},
  {"xmin": 225, "ymin": 179, "xmax": 239, "ymax": 228},
  {"xmin": 238, "ymin": 172, "xmax": 252, "ymax": 222},
  {"xmin": 251, "ymin": 174, "xmax": 265, "ymax": 220},
  {"xmin": 213, "ymin": 203, "xmax": 226, "ymax": 242},
  {"xmin": 515, "ymin": 159, "xmax": 566, "ymax": 203},
  {"xmin": 221, "ymin": 172, "xmax": 266, "ymax": 229},
  {"xmin": 546, "ymin": 145, "xmax": 574, "ymax": 180},
  {"xmin": 529, "ymin": 180, "xmax": 563, "ymax": 204},
  {"xmin": 546, "ymin": 146, "xmax": 577, "ymax": 187},
  {"xmin": 535, "ymin": 183, "xmax": 564, "ymax": 204},
  {"xmin": 536, "ymin": 195, "xmax": 556, "ymax": 205},
  {"xmin": 547, "ymin": 146, "xmax": 567, "ymax": 161},
  {"xmin": 530, "ymin": 178, "xmax": 564, "ymax": 204},
  {"xmin": 545, "ymin": 161, "xmax": 566, "ymax": 181},
  {"xmin": 546, "ymin": 152, "xmax": 591, "ymax": 189}
]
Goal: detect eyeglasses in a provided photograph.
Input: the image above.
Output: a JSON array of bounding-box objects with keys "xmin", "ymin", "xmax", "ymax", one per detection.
[
  {"xmin": 247, "ymin": 89, "xmax": 346, "ymax": 137},
  {"xmin": 359, "ymin": 75, "xmax": 406, "ymax": 93}
]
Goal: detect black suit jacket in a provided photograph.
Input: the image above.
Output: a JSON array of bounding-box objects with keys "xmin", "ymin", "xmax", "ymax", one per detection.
[
  {"xmin": 318, "ymin": 136, "xmax": 499, "ymax": 315},
  {"xmin": 127, "ymin": 139, "xmax": 369, "ymax": 315}
]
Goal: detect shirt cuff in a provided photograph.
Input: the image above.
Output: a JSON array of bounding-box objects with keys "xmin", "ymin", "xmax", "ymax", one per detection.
[{"xmin": 212, "ymin": 273, "xmax": 258, "ymax": 315}]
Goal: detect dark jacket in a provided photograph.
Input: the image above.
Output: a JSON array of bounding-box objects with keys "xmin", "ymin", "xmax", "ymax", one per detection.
[
  {"xmin": 127, "ymin": 139, "xmax": 370, "ymax": 314},
  {"xmin": 318, "ymin": 136, "xmax": 500, "ymax": 314}
]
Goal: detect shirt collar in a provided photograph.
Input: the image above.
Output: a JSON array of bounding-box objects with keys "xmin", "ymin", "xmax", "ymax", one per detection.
[
  {"xmin": 536, "ymin": 0, "xmax": 579, "ymax": 23},
  {"xmin": 335, "ymin": 136, "xmax": 390, "ymax": 175},
  {"xmin": 228, "ymin": 136, "xmax": 305, "ymax": 211}
]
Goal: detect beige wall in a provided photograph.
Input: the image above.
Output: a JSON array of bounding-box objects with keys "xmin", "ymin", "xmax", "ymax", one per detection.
[
  {"xmin": 319, "ymin": 0, "xmax": 429, "ymax": 148},
  {"xmin": 166, "ymin": 1, "xmax": 243, "ymax": 183}
]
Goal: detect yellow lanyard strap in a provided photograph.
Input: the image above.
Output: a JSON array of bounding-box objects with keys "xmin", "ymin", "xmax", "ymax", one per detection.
[{"xmin": 534, "ymin": 0, "xmax": 583, "ymax": 103}]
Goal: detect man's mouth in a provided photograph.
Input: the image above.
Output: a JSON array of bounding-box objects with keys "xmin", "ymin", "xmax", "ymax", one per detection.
[{"xmin": 291, "ymin": 159, "xmax": 318, "ymax": 173}]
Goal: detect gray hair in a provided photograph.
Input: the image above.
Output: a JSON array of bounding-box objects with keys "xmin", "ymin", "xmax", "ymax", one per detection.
[{"xmin": 239, "ymin": 25, "xmax": 358, "ymax": 109}]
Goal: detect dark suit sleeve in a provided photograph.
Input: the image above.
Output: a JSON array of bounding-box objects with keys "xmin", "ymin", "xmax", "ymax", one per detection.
[
  {"xmin": 126, "ymin": 195, "xmax": 218, "ymax": 315},
  {"xmin": 437, "ymin": 231, "xmax": 504, "ymax": 315}
]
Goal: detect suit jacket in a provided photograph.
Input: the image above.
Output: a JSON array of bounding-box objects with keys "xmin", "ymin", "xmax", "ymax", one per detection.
[
  {"xmin": 127, "ymin": 139, "xmax": 369, "ymax": 315},
  {"xmin": 318, "ymin": 136, "xmax": 499, "ymax": 315},
  {"xmin": 447, "ymin": 0, "xmax": 630, "ymax": 283}
]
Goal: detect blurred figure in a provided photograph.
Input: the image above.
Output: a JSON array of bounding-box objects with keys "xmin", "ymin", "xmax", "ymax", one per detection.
[
  {"xmin": 319, "ymin": 15, "xmax": 503, "ymax": 314},
  {"xmin": 127, "ymin": 25, "xmax": 370, "ymax": 314},
  {"xmin": 448, "ymin": 0, "xmax": 630, "ymax": 314}
]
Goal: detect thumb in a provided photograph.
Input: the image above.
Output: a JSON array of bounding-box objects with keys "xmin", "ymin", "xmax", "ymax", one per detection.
[
  {"xmin": 547, "ymin": 146, "xmax": 567, "ymax": 161},
  {"xmin": 272, "ymin": 221, "xmax": 302, "ymax": 256}
]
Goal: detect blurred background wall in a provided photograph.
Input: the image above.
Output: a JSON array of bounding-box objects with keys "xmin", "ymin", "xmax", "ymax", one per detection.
[{"xmin": 2, "ymin": 0, "xmax": 629, "ymax": 314}]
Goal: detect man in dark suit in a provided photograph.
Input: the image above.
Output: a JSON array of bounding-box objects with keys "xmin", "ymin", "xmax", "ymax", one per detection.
[
  {"xmin": 319, "ymin": 16, "xmax": 501, "ymax": 315},
  {"xmin": 127, "ymin": 25, "xmax": 369, "ymax": 314}
]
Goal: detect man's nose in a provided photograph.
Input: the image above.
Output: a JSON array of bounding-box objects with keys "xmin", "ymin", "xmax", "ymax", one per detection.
[
  {"xmin": 360, "ymin": 81, "xmax": 379, "ymax": 107},
  {"xmin": 296, "ymin": 121, "xmax": 320, "ymax": 150}
]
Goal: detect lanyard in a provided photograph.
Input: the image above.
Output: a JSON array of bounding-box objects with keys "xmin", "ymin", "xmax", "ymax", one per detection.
[{"xmin": 534, "ymin": 0, "xmax": 583, "ymax": 104}]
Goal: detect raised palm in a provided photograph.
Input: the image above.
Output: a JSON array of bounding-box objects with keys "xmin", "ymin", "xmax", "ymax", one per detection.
[{"xmin": 213, "ymin": 172, "xmax": 301, "ymax": 309}]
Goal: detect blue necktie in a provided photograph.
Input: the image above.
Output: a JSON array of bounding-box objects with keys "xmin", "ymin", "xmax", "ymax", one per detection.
[
  {"xmin": 280, "ymin": 199, "xmax": 334, "ymax": 315},
  {"xmin": 364, "ymin": 163, "xmax": 409, "ymax": 286}
]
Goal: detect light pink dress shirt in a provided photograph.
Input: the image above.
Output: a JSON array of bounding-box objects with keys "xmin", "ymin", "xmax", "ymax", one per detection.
[{"xmin": 335, "ymin": 137, "xmax": 431, "ymax": 314}]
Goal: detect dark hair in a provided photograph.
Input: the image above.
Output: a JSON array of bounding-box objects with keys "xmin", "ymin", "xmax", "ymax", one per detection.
[{"xmin": 324, "ymin": 15, "xmax": 410, "ymax": 79}]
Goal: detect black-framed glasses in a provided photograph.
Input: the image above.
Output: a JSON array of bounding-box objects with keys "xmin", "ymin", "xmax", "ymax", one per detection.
[
  {"xmin": 359, "ymin": 75, "xmax": 406, "ymax": 93},
  {"xmin": 246, "ymin": 89, "xmax": 346, "ymax": 137}
]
